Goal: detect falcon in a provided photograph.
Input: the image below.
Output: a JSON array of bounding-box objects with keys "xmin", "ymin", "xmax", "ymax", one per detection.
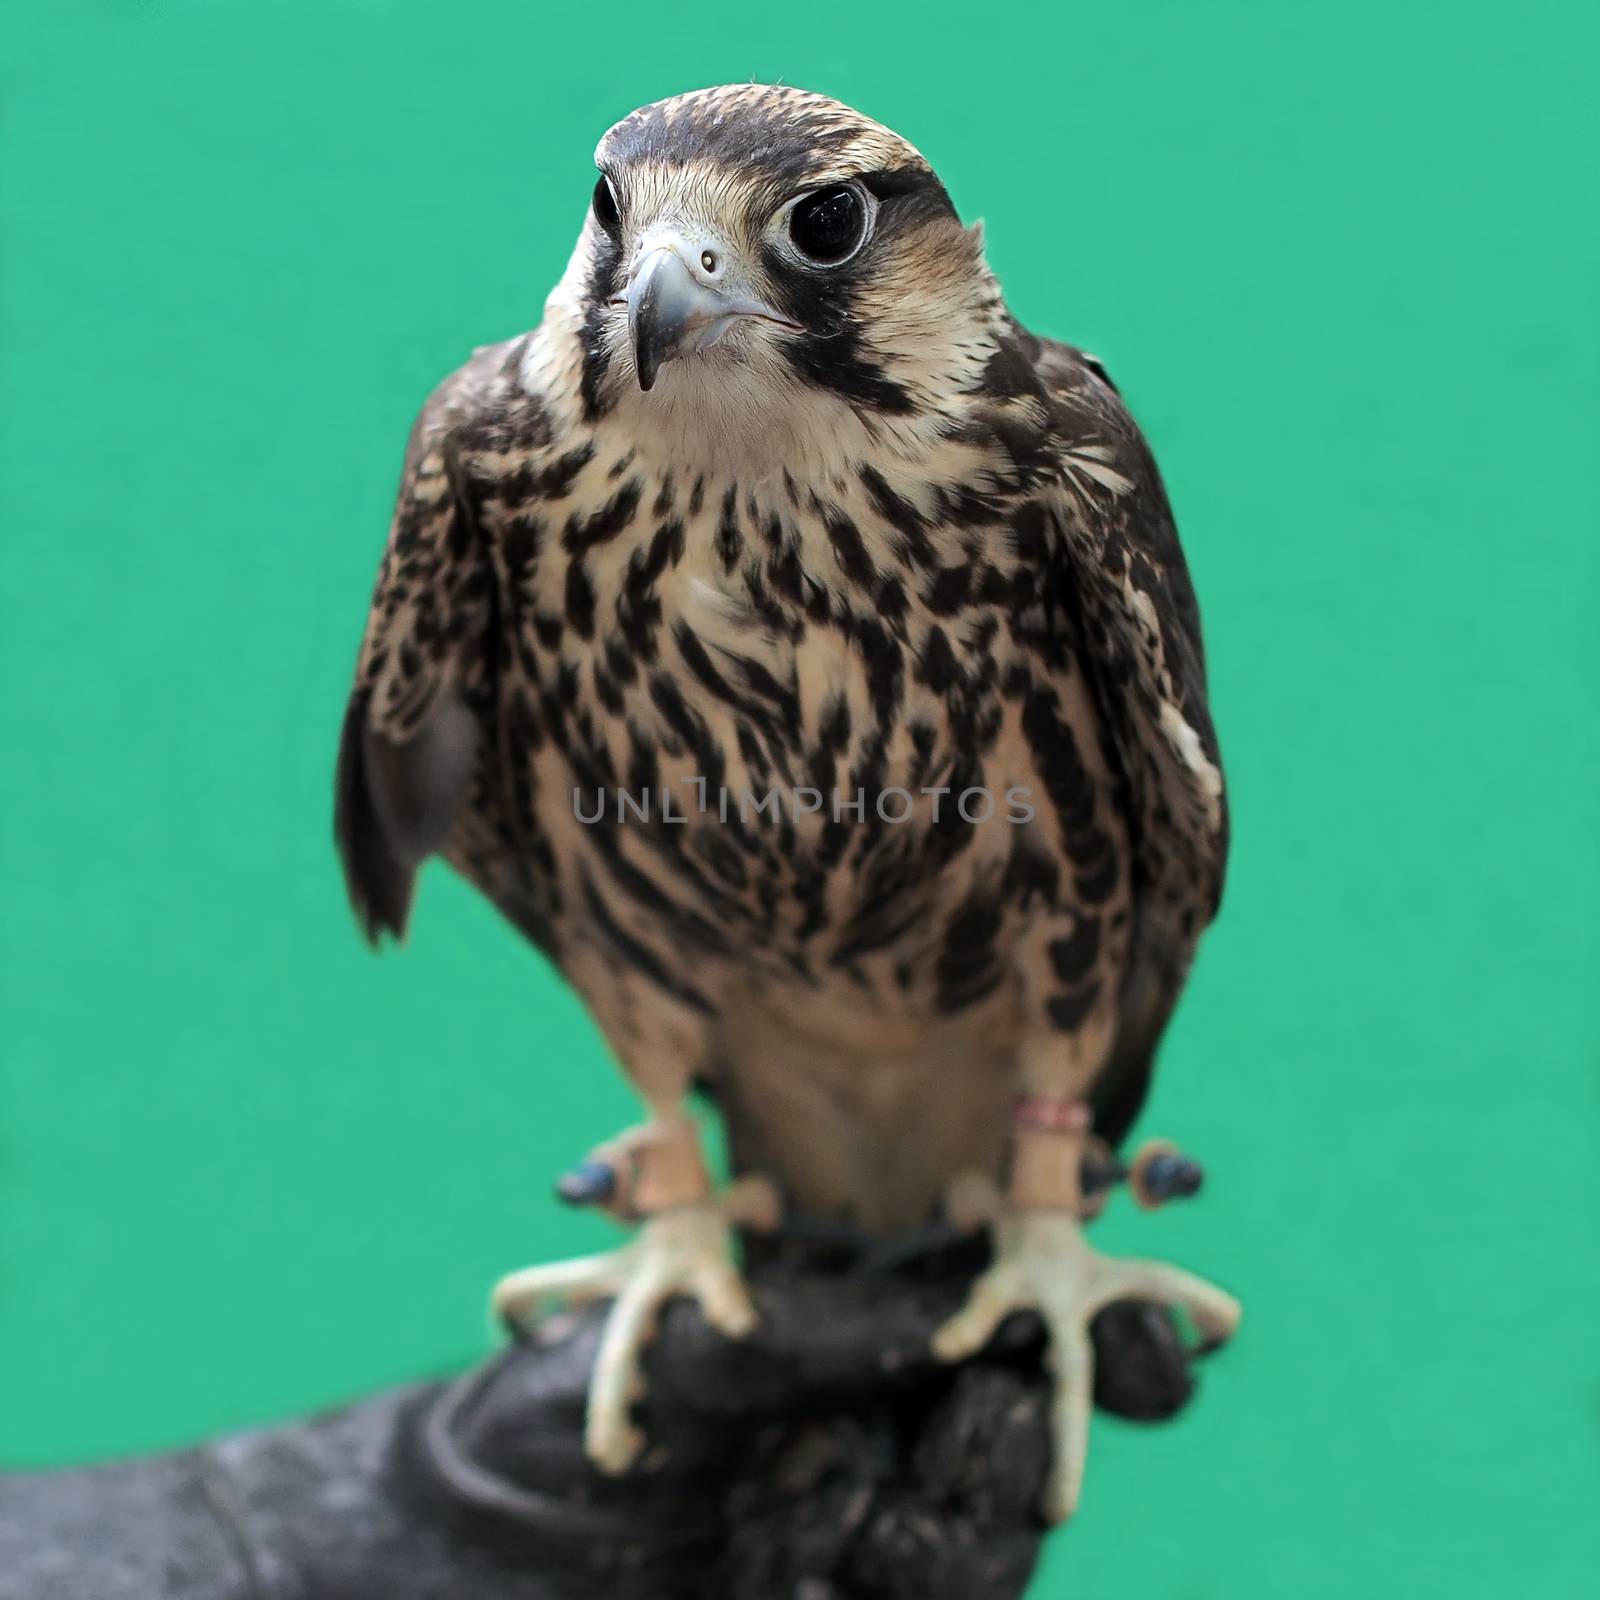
[{"xmin": 336, "ymin": 84, "xmax": 1240, "ymax": 1521}]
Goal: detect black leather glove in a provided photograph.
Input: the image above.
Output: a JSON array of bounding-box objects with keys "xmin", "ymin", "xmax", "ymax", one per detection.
[{"xmin": 0, "ymin": 1241, "xmax": 1198, "ymax": 1600}]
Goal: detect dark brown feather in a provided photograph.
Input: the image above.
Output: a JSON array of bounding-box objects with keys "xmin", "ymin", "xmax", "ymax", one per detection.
[{"xmin": 1031, "ymin": 338, "xmax": 1229, "ymax": 1143}]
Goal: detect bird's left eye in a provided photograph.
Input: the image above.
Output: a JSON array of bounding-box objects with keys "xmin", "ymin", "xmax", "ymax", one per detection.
[
  {"xmin": 592, "ymin": 175, "xmax": 620, "ymax": 236},
  {"xmin": 788, "ymin": 185, "xmax": 868, "ymax": 265}
]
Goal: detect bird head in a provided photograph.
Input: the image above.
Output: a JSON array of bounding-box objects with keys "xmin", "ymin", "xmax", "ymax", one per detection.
[{"xmin": 562, "ymin": 85, "xmax": 998, "ymax": 452}]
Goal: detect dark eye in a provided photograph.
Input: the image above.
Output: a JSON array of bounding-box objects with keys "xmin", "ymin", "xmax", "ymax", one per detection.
[
  {"xmin": 592, "ymin": 174, "xmax": 620, "ymax": 235},
  {"xmin": 788, "ymin": 185, "xmax": 866, "ymax": 264}
]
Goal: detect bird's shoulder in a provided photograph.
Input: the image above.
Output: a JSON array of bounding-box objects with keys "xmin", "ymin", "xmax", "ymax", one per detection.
[
  {"xmin": 983, "ymin": 319, "xmax": 1210, "ymax": 681},
  {"xmin": 410, "ymin": 331, "xmax": 565, "ymax": 479},
  {"xmin": 974, "ymin": 324, "xmax": 1149, "ymax": 479},
  {"xmin": 1026, "ymin": 333, "xmax": 1122, "ymax": 400}
]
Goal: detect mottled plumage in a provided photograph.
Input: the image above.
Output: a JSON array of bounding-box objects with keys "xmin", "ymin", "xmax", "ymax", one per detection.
[{"xmin": 335, "ymin": 84, "xmax": 1235, "ymax": 1517}]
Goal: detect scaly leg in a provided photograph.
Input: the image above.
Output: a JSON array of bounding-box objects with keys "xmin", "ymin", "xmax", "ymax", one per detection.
[
  {"xmin": 935, "ymin": 1017, "xmax": 1241, "ymax": 1521},
  {"xmin": 492, "ymin": 941, "xmax": 780, "ymax": 1473},
  {"xmin": 493, "ymin": 1113, "xmax": 780, "ymax": 1473}
]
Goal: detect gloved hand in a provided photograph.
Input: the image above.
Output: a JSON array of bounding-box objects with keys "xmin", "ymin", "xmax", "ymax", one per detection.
[{"xmin": 0, "ymin": 1242, "xmax": 1199, "ymax": 1600}]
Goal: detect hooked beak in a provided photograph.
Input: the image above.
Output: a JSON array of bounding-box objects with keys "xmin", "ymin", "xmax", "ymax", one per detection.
[{"xmin": 621, "ymin": 241, "xmax": 793, "ymax": 392}]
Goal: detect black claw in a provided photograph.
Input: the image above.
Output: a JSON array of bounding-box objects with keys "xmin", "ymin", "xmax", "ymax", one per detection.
[
  {"xmin": 555, "ymin": 1159, "xmax": 617, "ymax": 1208},
  {"xmin": 1143, "ymin": 1153, "xmax": 1204, "ymax": 1201}
]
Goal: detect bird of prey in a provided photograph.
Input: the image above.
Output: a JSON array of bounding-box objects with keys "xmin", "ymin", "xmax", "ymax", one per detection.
[{"xmin": 336, "ymin": 84, "xmax": 1239, "ymax": 1521}]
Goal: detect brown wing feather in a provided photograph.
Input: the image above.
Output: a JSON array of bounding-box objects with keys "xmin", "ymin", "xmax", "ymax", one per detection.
[
  {"xmin": 334, "ymin": 355, "xmax": 502, "ymax": 944},
  {"xmin": 1031, "ymin": 336, "xmax": 1229, "ymax": 1144}
]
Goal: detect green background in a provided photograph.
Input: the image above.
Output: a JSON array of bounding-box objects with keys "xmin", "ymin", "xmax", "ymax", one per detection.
[{"xmin": 2, "ymin": 1, "xmax": 1596, "ymax": 1593}]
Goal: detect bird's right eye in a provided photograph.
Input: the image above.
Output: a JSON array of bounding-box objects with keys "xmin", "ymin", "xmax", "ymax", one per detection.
[{"xmin": 592, "ymin": 175, "xmax": 620, "ymax": 235}]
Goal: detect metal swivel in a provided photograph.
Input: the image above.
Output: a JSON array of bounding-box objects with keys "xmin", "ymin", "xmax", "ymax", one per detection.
[
  {"xmin": 555, "ymin": 1158, "xmax": 617, "ymax": 1208},
  {"xmin": 1080, "ymin": 1138, "xmax": 1206, "ymax": 1212}
]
